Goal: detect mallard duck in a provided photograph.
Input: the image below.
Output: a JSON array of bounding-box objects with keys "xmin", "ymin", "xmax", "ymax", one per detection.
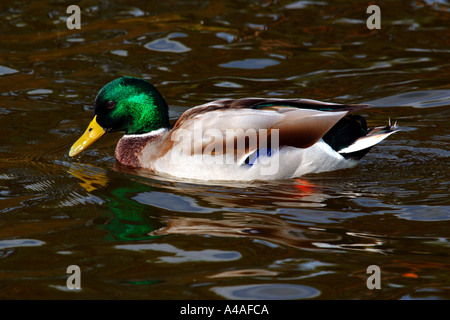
[{"xmin": 69, "ymin": 77, "xmax": 397, "ymax": 181}]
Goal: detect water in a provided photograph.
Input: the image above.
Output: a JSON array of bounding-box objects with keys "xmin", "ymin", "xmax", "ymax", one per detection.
[{"xmin": 0, "ymin": 0, "xmax": 449, "ymax": 299}]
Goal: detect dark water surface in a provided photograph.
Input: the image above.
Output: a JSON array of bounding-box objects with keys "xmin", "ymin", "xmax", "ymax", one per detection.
[{"xmin": 0, "ymin": 0, "xmax": 449, "ymax": 299}]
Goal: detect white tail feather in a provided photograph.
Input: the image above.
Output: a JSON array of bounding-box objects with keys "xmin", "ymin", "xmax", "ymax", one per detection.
[{"xmin": 338, "ymin": 130, "xmax": 397, "ymax": 154}]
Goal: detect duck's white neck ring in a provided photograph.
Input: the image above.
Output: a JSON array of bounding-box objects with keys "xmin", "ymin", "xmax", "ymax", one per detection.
[{"xmin": 123, "ymin": 128, "xmax": 168, "ymax": 139}]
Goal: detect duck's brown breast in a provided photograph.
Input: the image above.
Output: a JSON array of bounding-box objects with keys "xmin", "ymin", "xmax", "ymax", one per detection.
[{"xmin": 115, "ymin": 130, "xmax": 170, "ymax": 168}]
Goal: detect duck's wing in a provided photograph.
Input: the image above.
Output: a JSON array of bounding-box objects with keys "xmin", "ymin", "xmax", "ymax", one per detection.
[
  {"xmin": 169, "ymin": 98, "xmax": 357, "ymax": 163},
  {"xmin": 172, "ymin": 98, "xmax": 368, "ymax": 128}
]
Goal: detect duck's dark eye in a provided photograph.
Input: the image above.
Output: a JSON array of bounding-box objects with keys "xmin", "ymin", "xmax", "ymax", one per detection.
[{"xmin": 106, "ymin": 101, "xmax": 116, "ymax": 109}]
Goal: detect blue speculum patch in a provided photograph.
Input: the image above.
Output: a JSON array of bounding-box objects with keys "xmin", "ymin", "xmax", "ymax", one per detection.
[{"xmin": 245, "ymin": 148, "xmax": 273, "ymax": 165}]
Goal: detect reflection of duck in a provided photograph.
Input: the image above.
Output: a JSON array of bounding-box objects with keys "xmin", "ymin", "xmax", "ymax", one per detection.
[
  {"xmin": 67, "ymin": 163, "xmax": 109, "ymax": 192},
  {"xmin": 67, "ymin": 163, "xmax": 162, "ymax": 241},
  {"xmin": 69, "ymin": 77, "xmax": 398, "ymax": 181},
  {"xmin": 112, "ymin": 166, "xmax": 330, "ymax": 209},
  {"xmin": 150, "ymin": 212, "xmax": 335, "ymax": 250},
  {"xmin": 101, "ymin": 184, "xmax": 163, "ymax": 241},
  {"xmin": 152, "ymin": 213, "xmax": 387, "ymax": 254},
  {"xmin": 67, "ymin": 163, "xmax": 384, "ymax": 253}
]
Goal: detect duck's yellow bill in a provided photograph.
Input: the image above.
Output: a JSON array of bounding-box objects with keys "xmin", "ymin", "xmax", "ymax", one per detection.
[{"xmin": 69, "ymin": 115, "xmax": 106, "ymax": 157}]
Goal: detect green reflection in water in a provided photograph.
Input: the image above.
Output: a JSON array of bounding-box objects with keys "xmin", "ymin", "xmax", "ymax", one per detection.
[
  {"xmin": 68, "ymin": 163, "xmax": 162, "ymax": 241},
  {"xmin": 102, "ymin": 183, "xmax": 163, "ymax": 241}
]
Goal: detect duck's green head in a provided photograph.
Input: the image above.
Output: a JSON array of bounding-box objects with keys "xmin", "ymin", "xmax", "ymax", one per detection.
[{"xmin": 69, "ymin": 77, "xmax": 170, "ymax": 157}]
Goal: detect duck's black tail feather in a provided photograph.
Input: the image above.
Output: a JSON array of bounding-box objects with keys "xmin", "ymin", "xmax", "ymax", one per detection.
[{"xmin": 323, "ymin": 115, "xmax": 398, "ymax": 161}]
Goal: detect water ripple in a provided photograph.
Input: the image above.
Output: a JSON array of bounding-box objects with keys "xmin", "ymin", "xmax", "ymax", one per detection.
[
  {"xmin": 211, "ymin": 283, "xmax": 321, "ymax": 299},
  {"xmin": 145, "ymin": 33, "xmax": 191, "ymax": 53}
]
